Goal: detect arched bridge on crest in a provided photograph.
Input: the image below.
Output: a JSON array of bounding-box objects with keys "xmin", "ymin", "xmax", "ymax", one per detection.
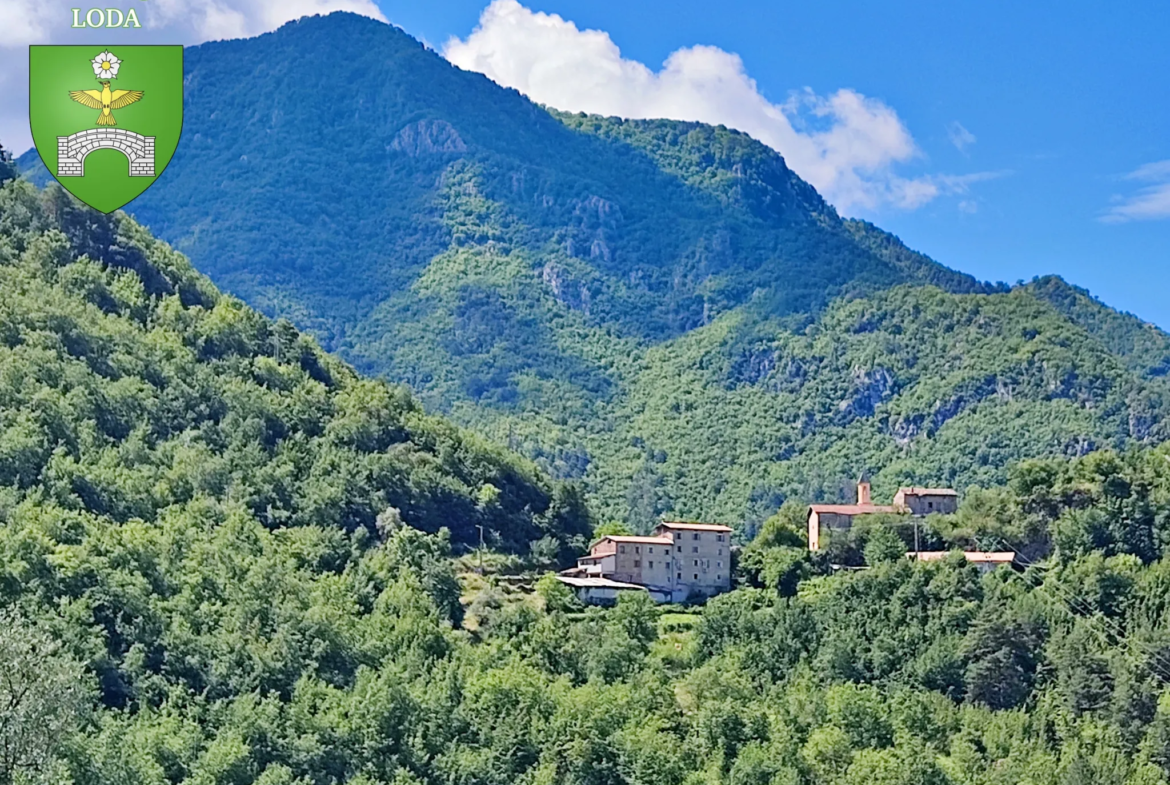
[{"xmin": 57, "ymin": 129, "xmax": 155, "ymax": 178}]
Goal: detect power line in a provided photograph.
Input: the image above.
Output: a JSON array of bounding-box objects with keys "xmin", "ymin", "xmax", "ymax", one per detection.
[
  {"xmin": 826, "ymin": 518, "xmax": 1170, "ymax": 682},
  {"xmin": 991, "ymin": 537, "xmax": 1170, "ymax": 685}
]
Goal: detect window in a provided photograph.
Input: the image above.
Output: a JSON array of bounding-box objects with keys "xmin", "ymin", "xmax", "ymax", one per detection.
[
  {"xmin": 677, "ymin": 572, "xmax": 682, "ymax": 580},
  {"xmin": 717, "ymin": 561, "xmax": 722, "ymax": 568},
  {"xmin": 619, "ymin": 545, "xmax": 626, "ymax": 554},
  {"xmin": 692, "ymin": 532, "xmax": 700, "ymax": 541},
  {"xmin": 928, "ymin": 501, "xmax": 934, "ymax": 510},
  {"xmin": 634, "ymin": 560, "xmax": 640, "ymax": 567},
  {"xmin": 648, "ymin": 547, "xmax": 654, "ymax": 554},
  {"xmin": 635, "ymin": 546, "xmax": 640, "ymax": 554},
  {"xmin": 675, "ymin": 532, "xmax": 682, "ymax": 541},
  {"xmin": 648, "ymin": 561, "xmax": 654, "ymax": 568},
  {"xmin": 693, "ymin": 559, "xmax": 699, "ymax": 567},
  {"xmin": 692, "ymin": 546, "xmax": 699, "ymax": 553},
  {"xmin": 718, "ymin": 548, "xmax": 723, "ymax": 556},
  {"xmin": 717, "ymin": 534, "xmax": 725, "ymax": 542},
  {"xmin": 676, "ymin": 546, "xmax": 682, "ymax": 553},
  {"xmin": 693, "ymin": 573, "xmax": 699, "ymax": 580}
]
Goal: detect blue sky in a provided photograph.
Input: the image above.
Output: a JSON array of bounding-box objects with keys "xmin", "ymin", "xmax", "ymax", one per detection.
[
  {"xmin": 381, "ymin": 0, "xmax": 1170, "ymax": 328},
  {"xmin": 5, "ymin": 0, "xmax": 1166, "ymax": 327}
]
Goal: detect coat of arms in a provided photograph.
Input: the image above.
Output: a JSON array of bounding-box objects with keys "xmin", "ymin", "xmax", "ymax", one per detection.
[{"xmin": 28, "ymin": 46, "xmax": 183, "ymax": 213}]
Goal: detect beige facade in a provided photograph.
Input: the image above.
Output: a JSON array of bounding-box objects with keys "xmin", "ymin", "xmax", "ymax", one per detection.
[
  {"xmin": 807, "ymin": 483, "xmax": 959, "ymax": 552},
  {"xmin": 565, "ymin": 521, "xmax": 734, "ymax": 603},
  {"xmin": 911, "ymin": 550, "xmax": 1015, "ymax": 574},
  {"xmin": 654, "ymin": 521, "xmax": 733, "ymax": 601},
  {"xmin": 893, "ymin": 488, "xmax": 959, "ymax": 516},
  {"xmin": 592, "ymin": 535, "xmax": 674, "ymax": 585}
]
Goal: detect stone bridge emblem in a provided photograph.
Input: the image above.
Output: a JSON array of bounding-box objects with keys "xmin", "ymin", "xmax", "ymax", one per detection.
[{"xmin": 56, "ymin": 129, "xmax": 156, "ymax": 178}]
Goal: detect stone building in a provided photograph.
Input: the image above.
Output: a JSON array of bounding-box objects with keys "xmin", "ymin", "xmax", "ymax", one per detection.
[
  {"xmin": 561, "ymin": 520, "xmax": 733, "ymax": 603},
  {"xmin": 806, "ymin": 482, "xmax": 899, "ymax": 551},
  {"xmin": 893, "ymin": 488, "xmax": 959, "ymax": 516},
  {"xmin": 806, "ymin": 482, "xmax": 959, "ymax": 551},
  {"xmin": 656, "ymin": 521, "xmax": 733, "ymax": 602},
  {"xmin": 573, "ymin": 534, "xmax": 674, "ymax": 587}
]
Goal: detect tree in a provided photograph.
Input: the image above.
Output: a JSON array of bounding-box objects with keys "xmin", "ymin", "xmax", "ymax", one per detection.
[
  {"xmin": 535, "ymin": 572, "xmax": 582, "ymax": 614},
  {"xmin": 0, "ymin": 144, "xmax": 16, "ymax": 185},
  {"xmin": 1051, "ymin": 622, "xmax": 1113, "ymax": 715},
  {"xmin": 593, "ymin": 521, "xmax": 634, "ymax": 539},
  {"xmin": 609, "ymin": 591, "xmax": 658, "ymax": 649},
  {"xmin": 381, "ymin": 526, "xmax": 464, "ymax": 626},
  {"xmin": 961, "ymin": 599, "xmax": 1046, "ymax": 710},
  {"xmin": 864, "ymin": 525, "xmax": 906, "ymax": 566},
  {"xmin": 0, "ymin": 611, "xmax": 91, "ymax": 785},
  {"xmin": 529, "ymin": 535, "xmax": 562, "ymax": 568},
  {"xmin": 751, "ymin": 503, "xmax": 807, "ymax": 549},
  {"xmin": 1141, "ymin": 690, "xmax": 1170, "ymax": 777}
]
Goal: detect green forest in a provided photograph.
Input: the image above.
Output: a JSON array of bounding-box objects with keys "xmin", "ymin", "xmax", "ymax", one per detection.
[
  {"xmin": 5, "ymin": 162, "xmax": 1170, "ymax": 785},
  {"xmin": 22, "ymin": 12, "xmax": 1167, "ymax": 531}
]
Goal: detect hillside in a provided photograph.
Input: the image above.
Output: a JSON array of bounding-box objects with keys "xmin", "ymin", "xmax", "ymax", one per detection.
[
  {"xmin": 22, "ymin": 12, "xmax": 1170, "ymax": 531},
  {"xmin": 7, "ymin": 140, "xmax": 1170, "ymax": 785},
  {"xmin": 0, "ymin": 175, "xmax": 591, "ymax": 562}
]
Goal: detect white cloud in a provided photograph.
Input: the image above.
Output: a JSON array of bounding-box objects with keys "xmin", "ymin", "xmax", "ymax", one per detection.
[
  {"xmin": 1, "ymin": 0, "xmax": 384, "ymax": 154},
  {"xmin": 947, "ymin": 121, "xmax": 976, "ymax": 153},
  {"xmin": 1101, "ymin": 160, "xmax": 1170, "ymax": 223},
  {"xmin": 889, "ymin": 170, "xmax": 1008, "ymax": 210},
  {"xmin": 445, "ymin": 0, "xmax": 996, "ymax": 214}
]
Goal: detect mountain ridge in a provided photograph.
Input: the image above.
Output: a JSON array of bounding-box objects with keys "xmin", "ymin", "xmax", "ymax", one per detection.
[{"xmin": 16, "ymin": 12, "xmax": 1170, "ymax": 530}]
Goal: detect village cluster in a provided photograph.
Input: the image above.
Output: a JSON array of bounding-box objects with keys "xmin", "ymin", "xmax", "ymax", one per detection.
[{"xmin": 557, "ymin": 483, "xmax": 1015, "ymax": 605}]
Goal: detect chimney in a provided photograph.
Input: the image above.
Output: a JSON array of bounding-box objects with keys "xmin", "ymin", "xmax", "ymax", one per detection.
[{"xmin": 857, "ymin": 482, "xmax": 872, "ymax": 506}]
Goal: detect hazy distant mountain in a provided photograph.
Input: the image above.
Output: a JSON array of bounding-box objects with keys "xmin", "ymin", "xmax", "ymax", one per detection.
[{"xmin": 22, "ymin": 12, "xmax": 1170, "ymax": 530}]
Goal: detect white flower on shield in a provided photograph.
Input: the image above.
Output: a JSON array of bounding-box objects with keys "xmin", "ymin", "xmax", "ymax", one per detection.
[{"xmin": 91, "ymin": 51, "xmax": 121, "ymax": 80}]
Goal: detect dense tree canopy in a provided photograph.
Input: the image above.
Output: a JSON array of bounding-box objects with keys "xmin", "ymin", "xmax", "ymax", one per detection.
[
  {"xmin": 0, "ymin": 178, "xmax": 591, "ymax": 557},
  {"xmin": 3, "ymin": 176, "xmax": 1170, "ymax": 785}
]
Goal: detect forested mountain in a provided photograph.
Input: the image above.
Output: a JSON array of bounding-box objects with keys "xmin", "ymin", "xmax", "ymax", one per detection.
[
  {"xmin": 19, "ymin": 12, "xmax": 1170, "ymax": 532},
  {"xmin": 0, "ymin": 175, "xmax": 591, "ymax": 562},
  {"xmin": 9, "ymin": 121, "xmax": 1170, "ymax": 785}
]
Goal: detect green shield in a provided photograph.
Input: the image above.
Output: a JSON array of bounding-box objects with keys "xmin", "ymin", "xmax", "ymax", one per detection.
[{"xmin": 29, "ymin": 45, "xmax": 183, "ymax": 214}]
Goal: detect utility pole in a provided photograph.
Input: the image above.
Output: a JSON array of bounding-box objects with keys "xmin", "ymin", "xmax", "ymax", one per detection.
[{"xmin": 476, "ymin": 524, "xmax": 485, "ymax": 574}]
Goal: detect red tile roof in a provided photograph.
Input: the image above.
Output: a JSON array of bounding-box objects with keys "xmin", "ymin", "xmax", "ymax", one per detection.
[
  {"xmin": 591, "ymin": 535, "xmax": 673, "ymax": 548},
  {"xmin": 897, "ymin": 487, "xmax": 959, "ymax": 496},
  {"xmin": 808, "ymin": 504, "xmax": 900, "ymax": 516},
  {"xmin": 656, "ymin": 521, "xmax": 734, "ymax": 533}
]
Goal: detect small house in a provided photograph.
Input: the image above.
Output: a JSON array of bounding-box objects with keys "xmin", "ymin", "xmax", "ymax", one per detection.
[
  {"xmin": 910, "ymin": 550, "xmax": 1015, "ymax": 574},
  {"xmin": 555, "ymin": 576, "xmax": 655, "ymax": 605},
  {"xmin": 893, "ymin": 487, "xmax": 959, "ymax": 516}
]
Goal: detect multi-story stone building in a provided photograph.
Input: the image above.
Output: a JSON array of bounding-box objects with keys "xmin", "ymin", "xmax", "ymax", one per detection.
[
  {"xmin": 561, "ymin": 520, "xmax": 733, "ymax": 603},
  {"xmin": 573, "ymin": 534, "xmax": 674, "ymax": 588},
  {"xmin": 655, "ymin": 521, "xmax": 733, "ymax": 601}
]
